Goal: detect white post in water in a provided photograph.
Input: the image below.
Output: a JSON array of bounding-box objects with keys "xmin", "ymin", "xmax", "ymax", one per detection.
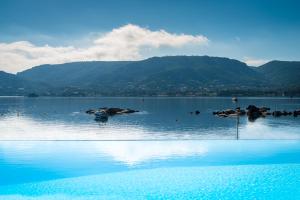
[
  {"xmin": 233, "ymin": 97, "xmax": 239, "ymax": 140},
  {"xmin": 236, "ymin": 113, "xmax": 239, "ymax": 140}
]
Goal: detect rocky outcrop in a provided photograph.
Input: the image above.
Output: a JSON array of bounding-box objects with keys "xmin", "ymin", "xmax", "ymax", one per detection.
[
  {"xmin": 86, "ymin": 107, "xmax": 139, "ymax": 116},
  {"xmin": 272, "ymin": 110, "xmax": 293, "ymax": 117},
  {"xmin": 86, "ymin": 109, "xmax": 96, "ymax": 114},
  {"xmin": 213, "ymin": 107, "xmax": 246, "ymax": 117},
  {"xmin": 246, "ymin": 105, "xmax": 271, "ymax": 121},
  {"xmin": 294, "ymin": 110, "xmax": 300, "ymax": 117},
  {"xmin": 271, "ymin": 110, "xmax": 300, "ymax": 117},
  {"xmin": 94, "ymin": 112, "xmax": 109, "ymax": 122},
  {"xmin": 86, "ymin": 107, "xmax": 139, "ymax": 123},
  {"xmin": 103, "ymin": 108, "xmax": 138, "ymax": 115}
]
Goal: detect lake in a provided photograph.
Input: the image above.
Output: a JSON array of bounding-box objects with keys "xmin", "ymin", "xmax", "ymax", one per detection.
[
  {"xmin": 0, "ymin": 97, "xmax": 299, "ymax": 199},
  {"xmin": 0, "ymin": 97, "xmax": 300, "ymax": 140}
]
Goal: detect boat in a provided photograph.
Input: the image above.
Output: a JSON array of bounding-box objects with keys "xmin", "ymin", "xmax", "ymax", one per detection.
[{"xmin": 232, "ymin": 97, "xmax": 238, "ymax": 102}]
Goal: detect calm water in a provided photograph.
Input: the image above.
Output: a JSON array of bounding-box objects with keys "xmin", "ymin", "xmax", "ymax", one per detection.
[
  {"xmin": 0, "ymin": 140, "xmax": 299, "ymax": 199},
  {"xmin": 0, "ymin": 97, "xmax": 300, "ymax": 140},
  {"xmin": 0, "ymin": 97, "xmax": 300, "ymax": 199}
]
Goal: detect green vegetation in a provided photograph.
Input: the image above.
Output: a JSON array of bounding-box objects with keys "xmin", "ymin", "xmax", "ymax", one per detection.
[{"xmin": 1, "ymin": 56, "xmax": 299, "ymax": 96}]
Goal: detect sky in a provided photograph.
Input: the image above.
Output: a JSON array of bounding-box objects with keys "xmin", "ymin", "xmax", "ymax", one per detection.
[{"xmin": 0, "ymin": 0, "xmax": 300, "ymax": 73}]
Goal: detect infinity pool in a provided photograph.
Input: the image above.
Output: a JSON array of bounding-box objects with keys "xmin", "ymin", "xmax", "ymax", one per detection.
[
  {"xmin": 1, "ymin": 97, "xmax": 300, "ymax": 199},
  {"xmin": 0, "ymin": 140, "xmax": 299, "ymax": 199}
]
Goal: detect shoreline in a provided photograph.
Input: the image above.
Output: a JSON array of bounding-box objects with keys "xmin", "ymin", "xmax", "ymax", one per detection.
[{"xmin": 1, "ymin": 96, "xmax": 300, "ymax": 99}]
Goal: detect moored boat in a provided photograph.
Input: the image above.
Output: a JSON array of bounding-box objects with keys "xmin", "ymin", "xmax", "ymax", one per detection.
[{"xmin": 232, "ymin": 97, "xmax": 238, "ymax": 102}]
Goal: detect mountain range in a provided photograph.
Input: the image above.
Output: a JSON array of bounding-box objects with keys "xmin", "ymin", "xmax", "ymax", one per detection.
[{"xmin": 1, "ymin": 56, "xmax": 299, "ymax": 96}]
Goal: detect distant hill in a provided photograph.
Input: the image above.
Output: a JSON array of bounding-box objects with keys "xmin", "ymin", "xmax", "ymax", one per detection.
[
  {"xmin": 1, "ymin": 56, "xmax": 298, "ymax": 96},
  {"xmin": 18, "ymin": 61, "xmax": 131, "ymax": 87},
  {"xmin": 111, "ymin": 56, "xmax": 266, "ymax": 87},
  {"xmin": 0, "ymin": 71, "xmax": 29, "ymax": 95},
  {"xmin": 0, "ymin": 71, "xmax": 48, "ymax": 96},
  {"xmin": 255, "ymin": 61, "xmax": 300, "ymax": 87}
]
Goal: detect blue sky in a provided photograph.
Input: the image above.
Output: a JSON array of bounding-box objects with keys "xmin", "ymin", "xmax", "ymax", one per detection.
[{"xmin": 0, "ymin": 0, "xmax": 299, "ymax": 73}]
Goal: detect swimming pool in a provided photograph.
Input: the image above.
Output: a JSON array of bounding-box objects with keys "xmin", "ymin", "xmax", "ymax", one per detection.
[{"xmin": 0, "ymin": 140, "xmax": 299, "ymax": 199}]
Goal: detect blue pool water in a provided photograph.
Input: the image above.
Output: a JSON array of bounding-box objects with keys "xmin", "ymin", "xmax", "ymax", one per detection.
[
  {"xmin": 1, "ymin": 165, "xmax": 300, "ymax": 200},
  {"xmin": 0, "ymin": 97, "xmax": 300, "ymax": 199},
  {"xmin": 0, "ymin": 140, "xmax": 300, "ymax": 199}
]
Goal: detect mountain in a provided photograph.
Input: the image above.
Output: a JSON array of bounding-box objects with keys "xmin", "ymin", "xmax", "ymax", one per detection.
[
  {"xmin": 112, "ymin": 56, "xmax": 266, "ymax": 87},
  {"xmin": 17, "ymin": 56, "xmax": 268, "ymax": 96},
  {"xmin": 18, "ymin": 61, "xmax": 131, "ymax": 88},
  {"xmin": 0, "ymin": 71, "xmax": 33, "ymax": 95},
  {"xmin": 255, "ymin": 61, "xmax": 300, "ymax": 87},
  {"xmin": 0, "ymin": 71, "xmax": 51, "ymax": 96},
  {"xmin": 3, "ymin": 55, "xmax": 298, "ymax": 96}
]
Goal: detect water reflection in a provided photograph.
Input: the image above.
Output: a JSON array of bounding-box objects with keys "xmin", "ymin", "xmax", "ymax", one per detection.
[
  {"xmin": 1, "ymin": 140, "xmax": 300, "ymax": 185},
  {"xmin": 93, "ymin": 141, "xmax": 208, "ymax": 165},
  {"xmin": 2, "ymin": 140, "xmax": 299, "ymax": 166},
  {"xmin": 0, "ymin": 115, "xmax": 235, "ymax": 140},
  {"xmin": 0, "ymin": 97, "xmax": 299, "ymax": 140}
]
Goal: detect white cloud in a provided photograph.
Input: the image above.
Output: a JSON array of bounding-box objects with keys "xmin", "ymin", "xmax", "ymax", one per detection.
[
  {"xmin": 0, "ymin": 24, "xmax": 209, "ymax": 73},
  {"xmin": 243, "ymin": 57, "xmax": 269, "ymax": 66}
]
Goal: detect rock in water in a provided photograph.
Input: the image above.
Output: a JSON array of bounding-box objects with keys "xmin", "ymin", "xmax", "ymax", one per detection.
[
  {"xmin": 86, "ymin": 109, "xmax": 96, "ymax": 114},
  {"xmin": 293, "ymin": 110, "xmax": 300, "ymax": 117},
  {"xmin": 213, "ymin": 108, "xmax": 245, "ymax": 117},
  {"xmin": 86, "ymin": 107, "xmax": 139, "ymax": 116},
  {"xmin": 246, "ymin": 105, "xmax": 262, "ymax": 121},
  {"xmin": 94, "ymin": 112, "xmax": 109, "ymax": 123}
]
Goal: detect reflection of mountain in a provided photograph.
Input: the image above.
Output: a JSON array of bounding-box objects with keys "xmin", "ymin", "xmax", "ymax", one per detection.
[{"xmin": 1, "ymin": 56, "xmax": 299, "ymax": 96}]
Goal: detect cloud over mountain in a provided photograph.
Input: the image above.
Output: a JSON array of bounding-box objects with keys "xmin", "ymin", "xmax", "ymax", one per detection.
[{"xmin": 0, "ymin": 24, "xmax": 208, "ymax": 73}]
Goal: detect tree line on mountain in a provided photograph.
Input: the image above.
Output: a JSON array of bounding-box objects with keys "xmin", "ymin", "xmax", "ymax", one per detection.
[{"xmin": 0, "ymin": 56, "xmax": 299, "ymax": 97}]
